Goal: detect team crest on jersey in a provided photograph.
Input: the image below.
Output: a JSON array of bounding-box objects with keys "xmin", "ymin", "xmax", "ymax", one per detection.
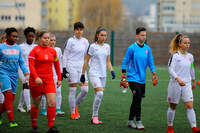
[
  {"xmin": 44, "ymin": 54, "xmax": 48, "ymax": 60},
  {"xmin": 83, "ymin": 41, "xmax": 86, "ymax": 45},
  {"xmin": 146, "ymin": 50, "xmax": 148, "ymax": 54},
  {"xmin": 189, "ymin": 57, "xmax": 192, "ymax": 62},
  {"xmin": 106, "ymin": 47, "xmax": 109, "ymax": 51},
  {"xmin": 94, "ymin": 82, "xmax": 97, "ymax": 87},
  {"xmin": 168, "ymin": 97, "xmax": 171, "ymax": 102},
  {"xmin": 2, "ymin": 49, "xmax": 19, "ymax": 55}
]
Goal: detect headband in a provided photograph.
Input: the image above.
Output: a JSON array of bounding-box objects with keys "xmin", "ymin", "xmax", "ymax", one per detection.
[{"xmin": 179, "ymin": 35, "xmax": 189, "ymax": 42}]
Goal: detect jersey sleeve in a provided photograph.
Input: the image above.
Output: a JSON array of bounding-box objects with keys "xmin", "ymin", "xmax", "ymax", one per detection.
[
  {"xmin": 147, "ymin": 47, "xmax": 156, "ymax": 72},
  {"xmin": 190, "ymin": 55, "xmax": 195, "ymax": 80},
  {"xmin": 168, "ymin": 54, "xmax": 178, "ymax": 79},
  {"xmin": 121, "ymin": 46, "xmax": 133, "ymax": 70},
  {"xmin": 53, "ymin": 50, "xmax": 62, "ymax": 81},
  {"xmin": 88, "ymin": 45, "xmax": 94, "ymax": 56},
  {"xmin": 62, "ymin": 39, "xmax": 71, "ymax": 68},
  {"xmin": 28, "ymin": 48, "xmax": 39, "ymax": 79},
  {"xmin": 107, "ymin": 45, "xmax": 110, "ymax": 56},
  {"xmin": 58, "ymin": 48, "xmax": 63, "ymax": 72},
  {"xmin": 85, "ymin": 39, "xmax": 90, "ymax": 55},
  {"xmin": 18, "ymin": 47, "xmax": 28, "ymax": 75}
]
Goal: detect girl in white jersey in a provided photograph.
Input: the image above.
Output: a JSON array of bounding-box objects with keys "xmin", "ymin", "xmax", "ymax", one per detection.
[
  {"xmin": 167, "ymin": 34, "xmax": 200, "ymax": 133},
  {"xmin": 62, "ymin": 22, "xmax": 90, "ymax": 119},
  {"xmin": 17, "ymin": 27, "xmax": 36, "ymax": 113},
  {"xmin": 40, "ymin": 34, "xmax": 65, "ymax": 116},
  {"xmin": 80, "ymin": 27, "xmax": 115, "ymax": 124}
]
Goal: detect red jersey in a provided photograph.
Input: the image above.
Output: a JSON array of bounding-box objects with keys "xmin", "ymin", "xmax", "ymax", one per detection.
[{"xmin": 28, "ymin": 44, "xmax": 61, "ymax": 80}]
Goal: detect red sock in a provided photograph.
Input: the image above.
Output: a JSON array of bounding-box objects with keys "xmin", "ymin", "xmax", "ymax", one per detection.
[
  {"xmin": 4, "ymin": 92, "xmax": 14, "ymax": 122},
  {"xmin": 31, "ymin": 106, "xmax": 38, "ymax": 128},
  {"xmin": 47, "ymin": 106, "xmax": 56, "ymax": 128},
  {"xmin": 0, "ymin": 103, "xmax": 5, "ymax": 115}
]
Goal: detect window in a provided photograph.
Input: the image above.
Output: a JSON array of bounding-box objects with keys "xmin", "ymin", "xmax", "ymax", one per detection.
[
  {"xmin": 49, "ymin": 19, "xmax": 52, "ymax": 24},
  {"xmin": 49, "ymin": 8, "xmax": 52, "ymax": 13},
  {"xmin": 15, "ymin": 2, "xmax": 25, "ymax": 8},
  {"xmin": 163, "ymin": 16, "xmax": 174, "ymax": 24},
  {"xmin": 55, "ymin": 8, "xmax": 58, "ymax": 13},
  {"xmin": 0, "ymin": 15, "xmax": 11, "ymax": 21},
  {"xmin": 15, "ymin": 16, "xmax": 25, "ymax": 21},
  {"xmin": 162, "ymin": 2, "xmax": 175, "ymax": 11}
]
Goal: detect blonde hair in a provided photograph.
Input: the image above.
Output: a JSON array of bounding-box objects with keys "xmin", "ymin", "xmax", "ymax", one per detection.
[
  {"xmin": 169, "ymin": 33, "xmax": 184, "ymax": 54},
  {"xmin": 0, "ymin": 32, "xmax": 6, "ymax": 43},
  {"xmin": 35, "ymin": 30, "xmax": 49, "ymax": 42}
]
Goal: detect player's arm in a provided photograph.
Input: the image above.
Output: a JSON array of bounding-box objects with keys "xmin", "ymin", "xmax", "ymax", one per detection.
[
  {"xmin": 106, "ymin": 55, "xmax": 115, "ymax": 79},
  {"xmin": 62, "ymin": 40, "xmax": 70, "ymax": 78},
  {"xmin": 28, "ymin": 49, "xmax": 39, "ymax": 79},
  {"xmin": 54, "ymin": 52, "xmax": 62, "ymax": 87},
  {"xmin": 147, "ymin": 47, "xmax": 158, "ymax": 86},
  {"xmin": 80, "ymin": 53, "xmax": 91, "ymax": 83},
  {"xmin": 190, "ymin": 56, "xmax": 195, "ymax": 89},
  {"xmin": 18, "ymin": 48, "xmax": 29, "ymax": 76}
]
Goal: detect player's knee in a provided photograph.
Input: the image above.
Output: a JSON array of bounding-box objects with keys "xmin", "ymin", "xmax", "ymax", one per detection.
[
  {"xmin": 81, "ymin": 86, "xmax": 88, "ymax": 94},
  {"xmin": 96, "ymin": 91, "xmax": 103, "ymax": 99},
  {"xmin": 47, "ymin": 100, "xmax": 55, "ymax": 107}
]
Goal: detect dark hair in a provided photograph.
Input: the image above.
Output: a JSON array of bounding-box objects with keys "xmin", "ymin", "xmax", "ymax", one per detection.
[
  {"xmin": 94, "ymin": 27, "xmax": 106, "ymax": 42},
  {"xmin": 6, "ymin": 27, "xmax": 18, "ymax": 36},
  {"xmin": 35, "ymin": 30, "xmax": 49, "ymax": 42},
  {"xmin": 74, "ymin": 22, "xmax": 84, "ymax": 30},
  {"xmin": 24, "ymin": 27, "xmax": 36, "ymax": 36},
  {"xmin": 136, "ymin": 27, "xmax": 146, "ymax": 35}
]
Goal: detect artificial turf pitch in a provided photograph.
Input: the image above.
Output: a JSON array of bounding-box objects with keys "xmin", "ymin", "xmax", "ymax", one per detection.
[{"xmin": 1, "ymin": 66, "xmax": 200, "ymax": 133}]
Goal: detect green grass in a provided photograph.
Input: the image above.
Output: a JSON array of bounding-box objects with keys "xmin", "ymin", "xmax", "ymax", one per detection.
[{"xmin": 1, "ymin": 66, "xmax": 200, "ymax": 133}]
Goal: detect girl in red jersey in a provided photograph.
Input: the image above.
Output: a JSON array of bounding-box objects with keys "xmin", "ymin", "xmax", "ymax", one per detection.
[{"xmin": 29, "ymin": 31, "xmax": 61, "ymax": 133}]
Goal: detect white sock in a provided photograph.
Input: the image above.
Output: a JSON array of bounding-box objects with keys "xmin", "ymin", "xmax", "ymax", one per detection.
[
  {"xmin": 0, "ymin": 92, "xmax": 4, "ymax": 104},
  {"xmin": 187, "ymin": 108, "xmax": 197, "ymax": 128},
  {"xmin": 56, "ymin": 86, "xmax": 62, "ymax": 110},
  {"xmin": 69, "ymin": 87, "xmax": 77, "ymax": 113},
  {"xmin": 40, "ymin": 95, "xmax": 46, "ymax": 110},
  {"xmin": 18, "ymin": 90, "xmax": 24, "ymax": 108},
  {"xmin": 167, "ymin": 107, "xmax": 175, "ymax": 126},
  {"xmin": 92, "ymin": 91, "xmax": 103, "ymax": 117},
  {"xmin": 23, "ymin": 89, "xmax": 31, "ymax": 110},
  {"xmin": 76, "ymin": 86, "xmax": 88, "ymax": 106}
]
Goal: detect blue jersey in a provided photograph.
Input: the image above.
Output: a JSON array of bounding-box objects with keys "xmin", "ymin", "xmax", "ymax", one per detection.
[
  {"xmin": 0, "ymin": 42, "xmax": 28, "ymax": 76},
  {"xmin": 121, "ymin": 42, "xmax": 156, "ymax": 84}
]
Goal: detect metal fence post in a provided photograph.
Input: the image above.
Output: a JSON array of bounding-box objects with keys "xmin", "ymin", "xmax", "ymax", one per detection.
[{"xmin": 110, "ymin": 30, "xmax": 115, "ymax": 66}]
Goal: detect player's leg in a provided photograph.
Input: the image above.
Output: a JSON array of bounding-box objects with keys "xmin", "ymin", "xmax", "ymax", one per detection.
[
  {"xmin": 0, "ymin": 92, "xmax": 4, "ymax": 125},
  {"xmin": 182, "ymin": 83, "xmax": 200, "ymax": 133},
  {"xmin": 23, "ymin": 83, "xmax": 31, "ymax": 112},
  {"xmin": 56, "ymin": 85, "xmax": 65, "ymax": 116},
  {"xmin": 41, "ymin": 95, "xmax": 47, "ymax": 116}
]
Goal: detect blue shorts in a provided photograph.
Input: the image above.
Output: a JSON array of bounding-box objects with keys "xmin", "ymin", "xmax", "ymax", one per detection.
[{"xmin": 0, "ymin": 74, "xmax": 18, "ymax": 94}]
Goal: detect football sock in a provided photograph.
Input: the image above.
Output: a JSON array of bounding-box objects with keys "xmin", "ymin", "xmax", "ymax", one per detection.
[
  {"xmin": 4, "ymin": 92, "xmax": 14, "ymax": 122},
  {"xmin": 18, "ymin": 91, "xmax": 24, "ymax": 108},
  {"xmin": 24, "ymin": 89, "xmax": 31, "ymax": 109},
  {"xmin": 92, "ymin": 91, "xmax": 103, "ymax": 117},
  {"xmin": 167, "ymin": 107, "xmax": 175, "ymax": 126},
  {"xmin": 135, "ymin": 98, "xmax": 142, "ymax": 121},
  {"xmin": 41, "ymin": 95, "xmax": 46, "ymax": 110},
  {"xmin": 31, "ymin": 106, "xmax": 38, "ymax": 128},
  {"xmin": 76, "ymin": 86, "xmax": 88, "ymax": 106},
  {"xmin": 47, "ymin": 106, "xmax": 56, "ymax": 128},
  {"xmin": 0, "ymin": 92, "xmax": 4, "ymax": 104},
  {"xmin": 187, "ymin": 108, "xmax": 196, "ymax": 128},
  {"xmin": 56, "ymin": 86, "xmax": 62, "ymax": 110},
  {"xmin": 69, "ymin": 87, "xmax": 77, "ymax": 113}
]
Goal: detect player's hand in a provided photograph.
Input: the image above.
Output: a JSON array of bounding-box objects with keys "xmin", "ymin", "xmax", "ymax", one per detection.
[
  {"xmin": 152, "ymin": 71, "xmax": 158, "ymax": 86},
  {"xmin": 35, "ymin": 77, "xmax": 43, "ymax": 85},
  {"xmin": 176, "ymin": 77, "xmax": 185, "ymax": 86},
  {"xmin": 111, "ymin": 71, "xmax": 115, "ymax": 79},
  {"xmin": 120, "ymin": 73, "xmax": 128, "ymax": 88},
  {"xmin": 62, "ymin": 68, "xmax": 69, "ymax": 79},
  {"xmin": 192, "ymin": 80, "xmax": 195, "ymax": 90},
  {"xmin": 57, "ymin": 80, "xmax": 62, "ymax": 88},
  {"xmin": 80, "ymin": 74, "xmax": 85, "ymax": 83}
]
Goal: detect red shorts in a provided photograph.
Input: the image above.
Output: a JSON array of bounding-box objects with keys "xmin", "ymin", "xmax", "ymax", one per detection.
[{"xmin": 29, "ymin": 76, "xmax": 56, "ymax": 98}]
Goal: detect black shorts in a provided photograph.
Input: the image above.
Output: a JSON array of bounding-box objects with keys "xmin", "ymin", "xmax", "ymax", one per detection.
[{"xmin": 129, "ymin": 81, "xmax": 145, "ymax": 98}]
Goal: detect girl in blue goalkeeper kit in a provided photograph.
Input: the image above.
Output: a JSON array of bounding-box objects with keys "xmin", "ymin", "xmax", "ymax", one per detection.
[
  {"xmin": 0, "ymin": 27, "xmax": 28, "ymax": 127},
  {"xmin": 121, "ymin": 27, "xmax": 158, "ymax": 130}
]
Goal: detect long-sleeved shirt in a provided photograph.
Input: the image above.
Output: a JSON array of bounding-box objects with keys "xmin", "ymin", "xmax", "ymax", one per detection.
[
  {"xmin": 168, "ymin": 51, "xmax": 195, "ymax": 83},
  {"xmin": 0, "ymin": 41, "xmax": 28, "ymax": 76},
  {"xmin": 121, "ymin": 42, "xmax": 156, "ymax": 84},
  {"xmin": 28, "ymin": 44, "xmax": 61, "ymax": 81}
]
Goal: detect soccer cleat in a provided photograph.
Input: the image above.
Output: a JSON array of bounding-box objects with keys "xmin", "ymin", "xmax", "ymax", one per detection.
[
  {"xmin": 56, "ymin": 109, "xmax": 65, "ymax": 116},
  {"xmin": 136, "ymin": 121, "xmax": 144, "ymax": 130},
  {"xmin": 17, "ymin": 107, "xmax": 26, "ymax": 113},
  {"xmin": 47, "ymin": 126, "xmax": 59, "ymax": 133},
  {"xmin": 192, "ymin": 126, "xmax": 200, "ymax": 133},
  {"xmin": 75, "ymin": 106, "xmax": 80, "ymax": 119},
  {"xmin": 32, "ymin": 126, "xmax": 39, "ymax": 133},
  {"xmin": 167, "ymin": 126, "xmax": 174, "ymax": 133},
  {"xmin": 0, "ymin": 118, "xmax": 2, "ymax": 126},
  {"xmin": 91, "ymin": 116, "xmax": 102, "ymax": 125},
  {"xmin": 122, "ymin": 87, "xmax": 127, "ymax": 93},
  {"xmin": 41, "ymin": 109, "xmax": 47, "ymax": 116},
  {"xmin": 127, "ymin": 120, "xmax": 136, "ymax": 128},
  {"xmin": 70, "ymin": 113, "xmax": 76, "ymax": 120},
  {"xmin": 9, "ymin": 121, "xmax": 18, "ymax": 128},
  {"xmin": 27, "ymin": 107, "xmax": 31, "ymax": 113}
]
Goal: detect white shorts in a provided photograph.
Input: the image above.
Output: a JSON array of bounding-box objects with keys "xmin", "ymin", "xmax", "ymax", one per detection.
[
  {"xmin": 89, "ymin": 76, "xmax": 106, "ymax": 89},
  {"xmin": 167, "ymin": 79, "xmax": 193, "ymax": 104},
  {"xmin": 18, "ymin": 68, "xmax": 26, "ymax": 84},
  {"xmin": 67, "ymin": 67, "xmax": 88, "ymax": 84},
  {"xmin": 0, "ymin": 92, "xmax": 4, "ymax": 104}
]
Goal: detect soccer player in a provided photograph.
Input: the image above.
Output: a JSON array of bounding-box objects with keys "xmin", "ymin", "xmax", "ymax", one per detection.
[
  {"xmin": 62, "ymin": 22, "xmax": 89, "ymax": 120},
  {"xmin": 121, "ymin": 27, "xmax": 158, "ymax": 130},
  {"xmin": 80, "ymin": 27, "xmax": 115, "ymax": 124},
  {"xmin": 167, "ymin": 34, "xmax": 200, "ymax": 133},
  {"xmin": 0, "ymin": 27, "xmax": 29, "ymax": 127},
  {"xmin": 40, "ymin": 34, "xmax": 65, "ymax": 116},
  {"xmin": 29, "ymin": 30, "xmax": 61, "ymax": 133},
  {"xmin": 17, "ymin": 27, "xmax": 36, "ymax": 113}
]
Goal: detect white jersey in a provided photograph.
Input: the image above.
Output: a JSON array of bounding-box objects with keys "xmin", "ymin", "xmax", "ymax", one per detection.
[
  {"xmin": 53, "ymin": 46, "xmax": 62, "ymax": 77},
  {"xmin": 168, "ymin": 51, "xmax": 195, "ymax": 83},
  {"xmin": 63, "ymin": 36, "xmax": 89, "ymax": 70},
  {"xmin": 88, "ymin": 43, "xmax": 110, "ymax": 77},
  {"xmin": 19, "ymin": 42, "xmax": 36, "ymax": 72}
]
